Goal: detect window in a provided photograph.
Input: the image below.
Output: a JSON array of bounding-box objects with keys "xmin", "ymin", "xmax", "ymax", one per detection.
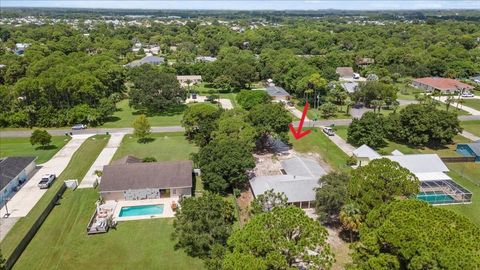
[{"xmin": 172, "ymin": 189, "xmax": 177, "ymax": 195}]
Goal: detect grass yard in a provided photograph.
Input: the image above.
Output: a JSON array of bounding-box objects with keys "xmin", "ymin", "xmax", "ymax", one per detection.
[
  {"xmin": 0, "ymin": 136, "xmax": 71, "ymax": 164},
  {"xmin": 13, "ymin": 188, "xmax": 205, "ymax": 270},
  {"xmin": 101, "ymin": 99, "xmax": 186, "ymax": 128},
  {"xmin": 290, "ymin": 128, "xmax": 350, "ymax": 172},
  {"xmin": 461, "ymin": 120, "xmax": 480, "ymax": 137},
  {"xmin": 112, "ymin": 132, "xmax": 198, "ymax": 162},
  {"xmin": 461, "ymin": 98, "xmax": 480, "ymax": 111},
  {"xmin": 0, "ymin": 135, "xmax": 109, "ymax": 259}
]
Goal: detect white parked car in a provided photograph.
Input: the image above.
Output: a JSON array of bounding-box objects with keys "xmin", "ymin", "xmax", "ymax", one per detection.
[
  {"xmin": 323, "ymin": 127, "xmax": 335, "ymax": 136},
  {"xmin": 38, "ymin": 174, "xmax": 56, "ymax": 189},
  {"xmin": 72, "ymin": 124, "xmax": 87, "ymax": 130},
  {"xmin": 461, "ymin": 92, "xmax": 475, "ymax": 98}
]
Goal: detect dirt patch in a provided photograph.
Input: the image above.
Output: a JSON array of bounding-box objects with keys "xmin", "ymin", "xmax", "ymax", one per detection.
[
  {"xmin": 236, "ymin": 187, "xmax": 254, "ymax": 225},
  {"xmin": 326, "ymin": 227, "xmax": 352, "ymax": 270}
]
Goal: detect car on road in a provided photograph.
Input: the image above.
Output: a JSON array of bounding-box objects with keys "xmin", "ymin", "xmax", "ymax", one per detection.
[
  {"xmin": 72, "ymin": 124, "xmax": 87, "ymax": 130},
  {"xmin": 38, "ymin": 174, "xmax": 56, "ymax": 189},
  {"xmin": 322, "ymin": 127, "xmax": 335, "ymax": 136},
  {"xmin": 461, "ymin": 92, "xmax": 475, "ymax": 98}
]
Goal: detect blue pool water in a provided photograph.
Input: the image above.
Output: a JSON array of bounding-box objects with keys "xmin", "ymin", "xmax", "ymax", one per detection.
[
  {"xmin": 119, "ymin": 204, "xmax": 164, "ymax": 217},
  {"xmin": 417, "ymin": 192, "xmax": 455, "ymax": 204}
]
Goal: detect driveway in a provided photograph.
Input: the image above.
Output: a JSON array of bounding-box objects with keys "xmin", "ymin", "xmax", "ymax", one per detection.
[
  {"xmin": 319, "ymin": 127, "xmax": 355, "ymax": 156},
  {"xmin": 462, "ymin": 130, "xmax": 480, "ymax": 142},
  {"xmin": 286, "ymin": 106, "xmax": 310, "ymax": 120},
  {"xmin": 78, "ymin": 133, "xmax": 125, "ymax": 189},
  {"xmin": 0, "ymin": 134, "xmax": 92, "ymax": 240},
  {"xmin": 436, "ymin": 96, "xmax": 480, "ymax": 116}
]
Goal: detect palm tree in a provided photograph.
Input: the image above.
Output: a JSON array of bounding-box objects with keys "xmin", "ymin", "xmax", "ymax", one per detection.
[
  {"xmin": 391, "ymin": 100, "xmax": 400, "ymax": 113},
  {"xmin": 445, "ymin": 96, "xmax": 454, "ymax": 111},
  {"xmin": 339, "ymin": 203, "xmax": 362, "ymax": 242}
]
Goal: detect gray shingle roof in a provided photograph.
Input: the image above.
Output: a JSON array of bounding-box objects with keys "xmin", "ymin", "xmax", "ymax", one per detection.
[
  {"xmin": 265, "ymin": 86, "xmax": 290, "ymax": 98},
  {"xmin": 0, "ymin": 157, "xmax": 36, "ymax": 190},
  {"xmin": 100, "ymin": 160, "xmax": 192, "ymax": 192},
  {"xmin": 353, "ymin": 144, "xmax": 381, "ymax": 159},
  {"xmin": 125, "ymin": 56, "xmax": 165, "ymax": 68},
  {"xmin": 111, "ymin": 155, "xmax": 142, "ymax": 165},
  {"xmin": 250, "ymin": 175, "xmax": 319, "ymax": 203}
]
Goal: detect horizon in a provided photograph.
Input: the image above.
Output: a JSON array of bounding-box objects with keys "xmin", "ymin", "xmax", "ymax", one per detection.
[{"xmin": 3, "ymin": 1, "xmax": 480, "ymax": 11}]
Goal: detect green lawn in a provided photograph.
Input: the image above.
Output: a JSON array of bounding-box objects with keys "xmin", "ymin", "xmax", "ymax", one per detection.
[
  {"xmin": 461, "ymin": 98, "xmax": 480, "ymax": 111},
  {"xmin": 0, "ymin": 136, "xmax": 70, "ymax": 164},
  {"xmin": 13, "ymin": 189, "xmax": 205, "ymax": 270},
  {"xmin": 461, "ymin": 120, "xmax": 480, "ymax": 137},
  {"xmin": 112, "ymin": 132, "xmax": 198, "ymax": 162},
  {"xmin": 1, "ymin": 135, "xmax": 109, "ymax": 259},
  {"xmin": 290, "ymin": 128, "xmax": 350, "ymax": 172},
  {"xmin": 101, "ymin": 100, "xmax": 186, "ymax": 128}
]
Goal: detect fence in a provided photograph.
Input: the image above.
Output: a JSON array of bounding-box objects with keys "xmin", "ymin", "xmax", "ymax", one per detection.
[
  {"xmin": 4, "ymin": 183, "xmax": 67, "ymax": 270},
  {"xmin": 440, "ymin": 156, "xmax": 476, "ymax": 163}
]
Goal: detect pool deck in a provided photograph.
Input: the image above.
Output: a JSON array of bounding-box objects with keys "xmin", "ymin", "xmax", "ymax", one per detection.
[{"xmin": 110, "ymin": 197, "xmax": 178, "ymax": 221}]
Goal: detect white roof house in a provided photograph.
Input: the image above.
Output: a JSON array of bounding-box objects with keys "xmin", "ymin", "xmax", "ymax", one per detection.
[
  {"xmin": 353, "ymin": 144, "xmax": 381, "ymax": 159},
  {"xmin": 250, "ymin": 156, "xmax": 326, "ymax": 207}
]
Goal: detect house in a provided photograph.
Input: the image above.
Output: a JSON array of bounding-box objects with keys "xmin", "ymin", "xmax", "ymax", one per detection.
[
  {"xmin": 336, "ymin": 67, "xmax": 354, "ymax": 79},
  {"xmin": 352, "ymin": 144, "xmax": 381, "ymax": 166},
  {"xmin": 124, "ymin": 56, "xmax": 165, "ymax": 68},
  {"xmin": 195, "ymin": 56, "xmax": 217, "ymax": 62},
  {"xmin": 14, "ymin": 43, "xmax": 30, "ymax": 55},
  {"xmin": 132, "ymin": 42, "xmax": 142, "ymax": 53},
  {"xmin": 265, "ymin": 85, "xmax": 291, "ymax": 101},
  {"xmin": 249, "ymin": 156, "xmax": 326, "ymax": 209},
  {"xmin": 99, "ymin": 159, "xmax": 193, "ymax": 201},
  {"xmin": 0, "ymin": 157, "xmax": 36, "ymax": 204},
  {"xmin": 366, "ymin": 74, "xmax": 379, "ymax": 81},
  {"xmin": 353, "ymin": 146, "xmax": 472, "ymax": 205},
  {"xmin": 456, "ymin": 141, "xmax": 480, "ymax": 162},
  {"xmin": 341, "ymin": 81, "xmax": 359, "ymax": 93},
  {"xmin": 412, "ymin": 77, "xmax": 474, "ymax": 94},
  {"xmin": 176, "ymin": 75, "xmax": 202, "ymax": 87}
]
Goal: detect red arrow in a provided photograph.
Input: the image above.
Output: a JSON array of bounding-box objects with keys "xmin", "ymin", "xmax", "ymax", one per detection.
[{"xmin": 289, "ymin": 102, "xmax": 311, "ymax": 140}]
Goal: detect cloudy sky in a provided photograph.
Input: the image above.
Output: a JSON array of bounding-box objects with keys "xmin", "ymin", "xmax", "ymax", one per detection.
[{"xmin": 3, "ymin": 1, "xmax": 480, "ymax": 10}]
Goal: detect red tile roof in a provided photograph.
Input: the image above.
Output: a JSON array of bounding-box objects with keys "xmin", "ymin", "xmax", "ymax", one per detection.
[{"xmin": 413, "ymin": 77, "xmax": 473, "ymax": 91}]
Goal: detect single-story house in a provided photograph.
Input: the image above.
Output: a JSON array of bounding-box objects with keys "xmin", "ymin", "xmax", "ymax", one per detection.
[
  {"xmin": 265, "ymin": 85, "xmax": 291, "ymax": 101},
  {"xmin": 355, "ymin": 57, "xmax": 375, "ymax": 66},
  {"xmin": 124, "ymin": 56, "xmax": 165, "ymax": 68},
  {"xmin": 100, "ymin": 158, "xmax": 193, "ymax": 201},
  {"xmin": 456, "ymin": 141, "xmax": 480, "ymax": 162},
  {"xmin": 177, "ymin": 75, "xmax": 202, "ymax": 87},
  {"xmin": 15, "ymin": 43, "xmax": 30, "ymax": 55},
  {"xmin": 249, "ymin": 156, "xmax": 326, "ymax": 209},
  {"xmin": 353, "ymin": 146, "xmax": 472, "ymax": 205},
  {"xmin": 470, "ymin": 75, "xmax": 480, "ymax": 84},
  {"xmin": 336, "ymin": 67, "xmax": 354, "ymax": 79},
  {"xmin": 195, "ymin": 56, "xmax": 217, "ymax": 62},
  {"xmin": 0, "ymin": 157, "xmax": 36, "ymax": 203},
  {"xmin": 412, "ymin": 77, "xmax": 474, "ymax": 94}
]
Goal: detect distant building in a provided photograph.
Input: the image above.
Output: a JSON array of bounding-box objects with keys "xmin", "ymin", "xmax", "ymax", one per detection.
[
  {"xmin": 336, "ymin": 67, "xmax": 354, "ymax": 80},
  {"xmin": 0, "ymin": 157, "xmax": 36, "ymax": 203},
  {"xmin": 265, "ymin": 85, "xmax": 291, "ymax": 101},
  {"xmin": 250, "ymin": 156, "xmax": 326, "ymax": 209},
  {"xmin": 341, "ymin": 81, "xmax": 359, "ymax": 93},
  {"xmin": 14, "ymin": 43, "xmax": 30, "ymax": 55},
  {"xmin": 412, "ymin": 77, "xmax": 474, "ymax": 94},
  {"xmin": 124, "ymin": 56, "xmax": 165, "ymax": 68},
  {"xmin": 195, "ymin": 56, "xmax": 217, "ymax": 62},
  {"xmin": 176, "ymin": 75, "xmax": 202, "ymax": 87},
  {"xmin": 355, "ymin": 57, "xmax": 375, "ymax": 66},
  {"xmin": 366, "ymin": 74, "xmax": 379, "ymax": 81},
  {"xmin": 100, "ymin": 158, "xmax": 193, "ymax": 201}
]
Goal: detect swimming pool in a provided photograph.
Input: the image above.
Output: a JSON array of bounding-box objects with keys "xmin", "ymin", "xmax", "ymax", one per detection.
[
  {"xmin": 417, "ymin": 192, "xmax": 455, "ymax": 204},
  {"xmin": 119, "ymin": 204, "xmax": 164, "ymax": 217}
]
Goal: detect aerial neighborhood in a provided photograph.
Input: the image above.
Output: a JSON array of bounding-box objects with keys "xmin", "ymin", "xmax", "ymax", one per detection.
[{"xmin": 1, "ymin": 5, "xmax": 480, "ymax": 270}]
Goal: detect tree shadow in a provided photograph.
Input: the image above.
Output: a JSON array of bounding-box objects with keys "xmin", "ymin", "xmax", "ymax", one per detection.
[
  {"xmin": 35, "ymin": 145, "xmax": 58, "ymax": 151},
  {"xmin": 137, "ymin": 137, "xmax": 156, "ymax": 144},
  {"xmin": 132, "ymin": 104, "xmax": 188, "ymax": 117},
  {"xmin": 104, "ymin": 116, "xmax": 121, "ymax": 123}
]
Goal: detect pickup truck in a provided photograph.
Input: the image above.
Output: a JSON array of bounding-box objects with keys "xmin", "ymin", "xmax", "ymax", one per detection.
[{"xmin": 38, "ymin": 174, "xmax": 56, "ymax": 189}]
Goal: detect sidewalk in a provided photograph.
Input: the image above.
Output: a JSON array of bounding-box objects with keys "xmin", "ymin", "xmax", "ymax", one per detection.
[
  {"xmin": 437, "ymin": 96, "xmax": 480, "ymax": 116},
  {"xmin": 0, "ymin": 134, "xmax": 93, "ymax": 241},
  {"xmin": 78, "ymin": 133, "xmax": 125, "ymax": 189},
  {"xmin": 324, "ymin": 131, "xmax": 355, "ymax": 156},
  {"xmin": 462, "ymin": 130, "xmax": 480, "ymax": 142}
]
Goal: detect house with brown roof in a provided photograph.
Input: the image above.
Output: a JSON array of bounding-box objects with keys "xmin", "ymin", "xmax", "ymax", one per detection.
[
  {"xmin": 336, "ymin": 67, "xmax": 354, "ymax": 79},
  {"xmin": 355, "ymin": 57, "xmax": 375, "ymax": 66},
  {"xmin": 99, "ymin": 158, "xmax": 193, "ymax": 201},
  {"xmin": 412, "ymin": 77, "xmax": 474, "ymax": 94}
]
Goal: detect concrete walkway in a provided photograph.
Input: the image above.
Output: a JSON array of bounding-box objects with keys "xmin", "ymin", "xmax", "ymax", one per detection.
[
  {"xmin": 462, "ymin": 130, "xmax": 480, "ymax": 142},
  {"xmin": 78, "ymin": 133, "xmax": 125, "ymax": 189},
  {"xmin": 0, "ymin": 134, "xmax": 93, "ymax": 241},
  {"xmin": 437, "ymin": 96, "xmax": 480, "ymax": 116},
  {"xmin": 322, "ymin": 129, "xmax": 355, "ymax": 156}
]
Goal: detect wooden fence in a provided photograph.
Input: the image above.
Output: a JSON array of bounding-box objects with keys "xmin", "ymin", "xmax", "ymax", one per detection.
[{"xmin": 440, "ymin": 156, "xmax": 476, "ymax": 163}]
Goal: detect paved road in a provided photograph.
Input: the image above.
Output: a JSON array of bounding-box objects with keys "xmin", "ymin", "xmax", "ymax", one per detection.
[
  {"xmin": 78, "ymin": 133, "xmax": 125, "ymax": 189},
  {"xmin": 0, "ymin": 126, "xmax": 184, "ymax": 138},
  {"xmin": 0, "ymin": 134, "xmax": 93, "ymax": 241},
  {"xmin": 459, "ymin": 115, "xmax": 480, "ymax": 121}
]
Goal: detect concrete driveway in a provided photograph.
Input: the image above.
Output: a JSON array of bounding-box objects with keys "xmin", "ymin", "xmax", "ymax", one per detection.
[
  {"xmin": 78, "ymin": 133, "xmax": 125, "ymax": 189},
  {"xmin": 0, "ymin": 134, "xmax": 92, "ymax": 218},
  {"xmin": 436, "ymin": 96, "xmax": 479, "ymax": 115}
]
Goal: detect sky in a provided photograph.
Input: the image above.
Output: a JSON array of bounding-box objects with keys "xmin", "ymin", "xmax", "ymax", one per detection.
[{"xmin": 2, "ymin": 1, "xmax": 480, "ymax": 11}]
